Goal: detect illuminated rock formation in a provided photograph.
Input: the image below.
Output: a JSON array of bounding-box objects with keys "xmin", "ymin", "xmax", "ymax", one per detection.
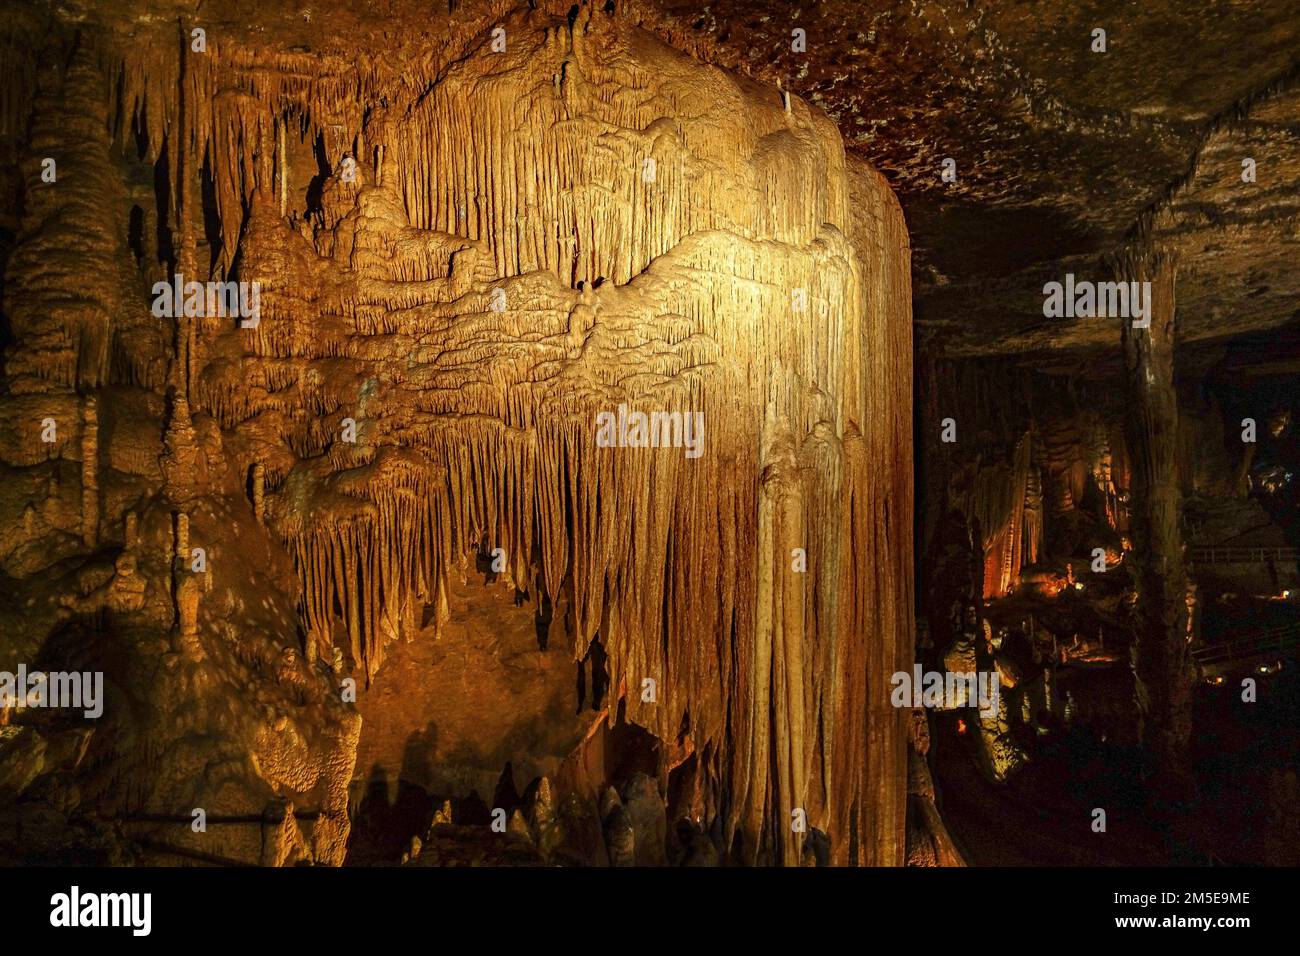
[{"xmin": 0, "ymin": 1, "xmax": 913, "ymax": 866}]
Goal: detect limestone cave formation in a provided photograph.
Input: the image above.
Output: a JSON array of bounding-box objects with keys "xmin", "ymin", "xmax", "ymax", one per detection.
[{"xmin": 0, "ymin": 0, "xmax": 1297, "ymax": 875}]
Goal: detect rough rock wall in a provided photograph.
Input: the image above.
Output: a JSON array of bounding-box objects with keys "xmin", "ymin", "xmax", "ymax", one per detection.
[{"xmin": 0, "ymin": 1, "xmax": 912, "ymax": 865}]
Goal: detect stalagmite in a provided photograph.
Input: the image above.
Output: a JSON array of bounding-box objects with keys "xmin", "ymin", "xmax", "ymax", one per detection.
[{"xmin": 175, "ymin": 573, "xmax": 202, "ymax": 658}]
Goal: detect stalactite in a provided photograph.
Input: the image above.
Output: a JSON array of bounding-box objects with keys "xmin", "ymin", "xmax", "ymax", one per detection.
[
  {"xmin": 252, "ymin": 462, "xmax": 266, "ymax": 524},
  {"xmin": 959, "ymin": 430, "xmax": 1032, "ymax": 599},
  {"xmin": 4, "ymin": 42, "xmax": 125, "ymax": 395},
  {"xmin": 81, "ymin": 396, "xmax": 98, "ymax": 547},
  {"xmin": 1002, "ymin": 436, "xmax": 1032, "ymax": 594},
  {"xmin": 162, "ymin": 392, "xmax": 199, "ymax": 502},
  {"xmin": 1023, "ymin": 464, "xmax": 1043, "ymax": 566}
]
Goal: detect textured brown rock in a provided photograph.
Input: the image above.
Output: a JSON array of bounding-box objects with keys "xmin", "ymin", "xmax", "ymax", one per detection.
[{"xmin": 0, "ymin": 0, "xmax": 913, "ymax": 867}]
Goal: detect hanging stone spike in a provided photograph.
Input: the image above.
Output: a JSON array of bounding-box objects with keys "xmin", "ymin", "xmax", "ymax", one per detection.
[
  {"xmin": 252, "ymin": 461, "xmax": 265, "ymax": 524},
  {"xmin": 277, "ymin": 115, "xmax": 288, "ymax": 218},
  {"xmin": 81, "ymin": 395, "xmax": 97, "ymax": 547},
  {"xmin": 162, "ymin": 390, "xmax": 199, "ymax": 502}
]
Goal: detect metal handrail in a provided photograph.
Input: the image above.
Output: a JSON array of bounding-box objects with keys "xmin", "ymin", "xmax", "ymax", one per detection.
[
  {"xmin": 1192, "ymin": 622, "xmax": 1300, "ymax": 664},
  {"xmin": 1190, "ymin": 546, "xmax": 1300, "ymax": 564}
]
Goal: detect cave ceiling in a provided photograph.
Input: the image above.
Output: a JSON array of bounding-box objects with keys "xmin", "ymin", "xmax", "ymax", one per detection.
[
  {"xmin": 6, "ymin": 0, "xmax": 1300, "ymax": 361},
  {"xmin": 649, "ymin": 0, "xmax": 1300, "ymax": 361}
]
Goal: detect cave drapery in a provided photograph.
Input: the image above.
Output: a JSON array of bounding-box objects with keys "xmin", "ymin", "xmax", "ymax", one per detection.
[{"xmin": 0, "ymin": 2, "xmax": 913, "ymax": 865}]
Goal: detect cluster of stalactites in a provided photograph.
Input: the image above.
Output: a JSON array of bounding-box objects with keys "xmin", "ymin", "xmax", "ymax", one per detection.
[
  {"xmin": 104, "ymin": 22, "xmax": 388, "ymax": 277},
  {"xmin": 28, "ymin": 6, "xmax": 916, "ymax": 867}
]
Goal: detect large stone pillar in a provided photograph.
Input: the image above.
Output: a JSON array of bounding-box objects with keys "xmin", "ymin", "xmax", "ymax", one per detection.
[{"xmin": 1118, "ymin": 250, "xmax": 1194, "ymax": 801}]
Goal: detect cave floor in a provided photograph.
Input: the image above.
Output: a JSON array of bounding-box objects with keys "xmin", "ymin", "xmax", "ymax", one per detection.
[{"xmin": 932, "ymin": 672, "xmax": 1300, "ymax": 866}]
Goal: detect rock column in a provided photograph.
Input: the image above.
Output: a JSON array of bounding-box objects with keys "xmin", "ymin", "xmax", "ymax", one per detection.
[{"xmin": 1119, "ymin": 250, "xmax": 1194, "ymax": 802}]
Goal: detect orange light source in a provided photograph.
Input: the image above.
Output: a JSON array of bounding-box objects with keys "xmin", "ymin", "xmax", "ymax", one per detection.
[{"xmin": 956, "ymin": 718, "xmax": 967, "ymax": 735}]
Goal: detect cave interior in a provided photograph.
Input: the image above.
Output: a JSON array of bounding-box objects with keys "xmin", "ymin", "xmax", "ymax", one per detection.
[{"xmin": 1, "ymin": 0, "xmax": 1298, "ymax": 868}]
